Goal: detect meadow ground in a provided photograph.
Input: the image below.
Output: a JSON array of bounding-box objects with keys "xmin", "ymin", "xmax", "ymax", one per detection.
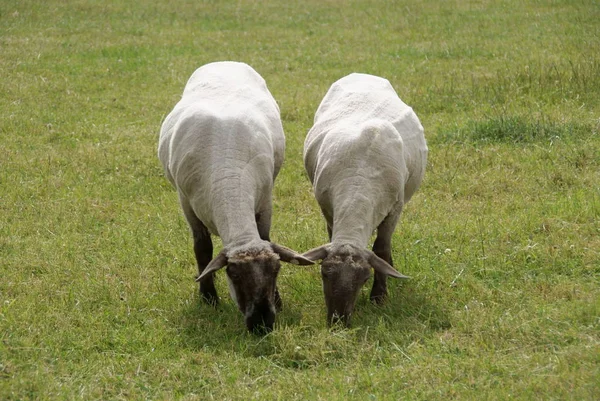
[{"xmin": 1, "ymin": 0, "xmax": 599, "ymax": 399}]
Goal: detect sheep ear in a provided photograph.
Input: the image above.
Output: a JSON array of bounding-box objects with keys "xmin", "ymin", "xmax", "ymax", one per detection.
[
  {"xmin": 367, "ymin": 252, "xmax": 410, "ymax": 279},
  {"xmin": 271, "ymin": 243, "xmax": 314, "ymax": 266},
  {"xmin": 196, "ymin": 250, "xmax": 228, "ymax": 281},
  {"xmin": 301, "ymin": 244, "xmax": 331, "ymax": 262}
]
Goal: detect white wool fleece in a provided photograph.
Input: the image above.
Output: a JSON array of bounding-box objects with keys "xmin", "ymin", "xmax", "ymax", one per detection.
[
  {"xmin": 158, "ymin": 62, "xmax": 285, "ymax": 247},
  {"xmin": 304, "ymin": 73, "xmax": 428, "ymax": 247}
]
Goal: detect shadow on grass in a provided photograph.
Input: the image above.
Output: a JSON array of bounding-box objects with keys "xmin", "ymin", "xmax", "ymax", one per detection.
[
  {"xmin": 175, "ymin": 293, "xmax": 251, "ymax": 347},
  {"xmin": 174, "ymin": 277, "xmax": 451, "ymax": 366},
  {"xmin": 354, "ymin": 279, "xmax": 452, "ymax": 335},
  {"xmin": 174, "ymin": 289, "xmax": 306, "ymax": 352}
]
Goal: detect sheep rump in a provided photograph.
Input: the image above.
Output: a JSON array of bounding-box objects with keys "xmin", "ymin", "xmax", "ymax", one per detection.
[
  {"xmin": 158, "ymin": 61, "xmax": 285, "ymax": 247},
  {"xmin": 304, "ymin": 73, "xmax": 428, "ymax": 247}
]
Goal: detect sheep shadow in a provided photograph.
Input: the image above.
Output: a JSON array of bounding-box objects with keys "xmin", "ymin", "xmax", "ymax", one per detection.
[
  {"xmin": 175, "ymin": 277, "xmax": 451, "ymax": 357},
  {"xmin": 175, "ymin": 290, "xmax": 305, "ymax": 352},
  {"xmin": 353, "ymin": 279, "xmax": 452, "ymax": 334}
]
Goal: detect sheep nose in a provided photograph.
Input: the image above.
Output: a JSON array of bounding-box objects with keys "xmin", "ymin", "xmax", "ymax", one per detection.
[
  {"xmin": 245, "ymin": 312, "xmax": 275, "ymax": 334},
  {"xmin": 328, "ymin": 311, "xmax": 351, "ymax": 327},
  {"xmin": 245, "ymin": 302, "xmax": 276, "ymax": 334}
]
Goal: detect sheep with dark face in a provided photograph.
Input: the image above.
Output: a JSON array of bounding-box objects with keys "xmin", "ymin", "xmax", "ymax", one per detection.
[
  {"xmin": 159, "ymin": 61, "xmax": 313, "ymax": 333},
  {"xmin": 303, "ymin": 73, "xmax": 428, "ymax": 326}
]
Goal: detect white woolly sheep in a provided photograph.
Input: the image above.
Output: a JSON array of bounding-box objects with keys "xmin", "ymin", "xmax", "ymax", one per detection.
[
  {"xmin": 303, "ymin": 73, "xmax": 428, "ymax": 326},
  {"xmin": 158, "ymin": 61, "xmax": 313, "ymax": 333}
]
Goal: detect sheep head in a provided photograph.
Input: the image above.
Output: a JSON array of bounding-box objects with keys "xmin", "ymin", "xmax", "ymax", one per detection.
[
  {"xmin": 198, "ymin": 242, "xmax": 313, "ymax": 334},
  {"xmin": 303, "ymin": 243, "xmax": 409, "ymax": 326}
]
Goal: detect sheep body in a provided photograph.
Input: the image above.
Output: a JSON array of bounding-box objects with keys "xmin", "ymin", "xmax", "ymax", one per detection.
[
  {"xmin": 158, "ymin": 61, "xmax": 311, "ymax": 333},
  {"xmin": 304, "ymin": 73, "xmax": 427, "ymax": 244},
  {"xmin": 303, "ymin": 73, "xmax": 427, "ymax": 325},
  {"xmin": 159, "ymin": 61, "xmax": 284, "ymax": 247}
]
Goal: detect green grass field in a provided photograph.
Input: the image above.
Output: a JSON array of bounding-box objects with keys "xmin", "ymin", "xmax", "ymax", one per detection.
[{"xmin": 1, "ymin": 0, "xmax": 599, "ymax": 399}]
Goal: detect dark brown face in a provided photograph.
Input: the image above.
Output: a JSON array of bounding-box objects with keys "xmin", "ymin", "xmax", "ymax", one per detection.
[
  {"xmin": 225, "ymin": 253, "xmax": 281, "ymax": 334},
  {"xmin": 321, "ymin": 250, "xmax": 371, "ymax": 326}
]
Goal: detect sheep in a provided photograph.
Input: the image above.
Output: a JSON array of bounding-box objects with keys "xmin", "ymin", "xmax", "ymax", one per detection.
[
  {"xmin": 158, "ymin": 61, "xmax": 313, "ymax": 333},
  {"xmin": 302, "ymin": 73, "xmax": 428, "ymax": 326}
]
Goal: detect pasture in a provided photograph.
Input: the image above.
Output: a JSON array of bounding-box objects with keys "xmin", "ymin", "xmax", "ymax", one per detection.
[{"xmin": 1, "ymin": 0, "xmax": 598, "ymax": 399}]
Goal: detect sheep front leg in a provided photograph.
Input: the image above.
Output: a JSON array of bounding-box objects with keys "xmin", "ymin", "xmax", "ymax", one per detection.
[
  {"xmin": 181, "ymin": 198, "xmax": 218, "ymax": 305},
  {"xmin": 193, "ymin": 223, "xmax": 218, "ymax": 306},
  {"xmin": 370, "ymin": 211, "xmax": 401, "ymax": 304}
]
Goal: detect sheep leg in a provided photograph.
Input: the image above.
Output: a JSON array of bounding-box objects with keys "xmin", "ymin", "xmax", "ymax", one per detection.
[
  {"xmin": 320, "ymin": 206, "xmax": 333, "ymax": 241},
  {"xmin": 370, "ymin": 211, "xmax": 400, "ymax": 304},
  {"xmin": 193, "ymin": 224, "xmax": 218, "ymax": 306},
  {"xmin": 181, "ymin": 198, "xmax": 218, "ymax": 305},
  {"xmin": 273, "ymin": 287, "xmax": 283, "ymax": 312},
  {"xmin": 256, "ymin": 211, "xmax": 282, "ymax": 311},
  {"xmin": 255, "ymin": 212, "xmax": 271, "ymax": 242}
]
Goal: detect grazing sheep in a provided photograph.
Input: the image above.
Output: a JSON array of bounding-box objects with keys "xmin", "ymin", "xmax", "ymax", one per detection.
[
  {"xmin": 158, "ymin": 61, "xmax": 313, "ymax": 333},
  {"xmin": 303, "ymin": 73, "xmax": 428, "ymax": 326}
]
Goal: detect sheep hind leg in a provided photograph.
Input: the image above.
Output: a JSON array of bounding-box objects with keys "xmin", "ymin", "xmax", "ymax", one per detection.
[
  {"xmin": 181, "ymin": 198, "xmax": 218, "ymax": 306},
  {"xmin": 256, "ymin": 212, "xmax": 282, "ymax": 311},
  {"xmin": 370, "ymin": 211, "xmax": 400, "ymax": 305}
]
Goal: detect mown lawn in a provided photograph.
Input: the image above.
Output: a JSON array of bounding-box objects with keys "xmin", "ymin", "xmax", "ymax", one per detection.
[{"xmin": 1, "ymin": 0, "xmax": 598, "ymax": 399}]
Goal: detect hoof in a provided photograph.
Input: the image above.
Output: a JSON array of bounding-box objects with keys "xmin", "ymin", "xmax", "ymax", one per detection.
[
  {"xmin": 274, "ymin": 288, "xmax": 283, "ymax": 312},
  {"xmin": 369, "ymin": 289, "xmax": 387, "ymax": 306},
  {"xmin": 200, "ymin": 288, "xmax": 219, "ymax": 307}
]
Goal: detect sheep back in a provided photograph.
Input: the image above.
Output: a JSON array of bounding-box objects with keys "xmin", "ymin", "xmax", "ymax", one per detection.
[
  {"xmin": 158, "ymin": 62, "xmax": 285, "ymax": 238},
  {"xmin": 303, "ymin": 73, "xmax": 428, "ymax": 245}
]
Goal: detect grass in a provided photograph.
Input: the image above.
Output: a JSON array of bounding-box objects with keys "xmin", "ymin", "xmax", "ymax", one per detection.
[{"xmin": 1, "ymin": 0, "xmax": 599, "ymax": 399}]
